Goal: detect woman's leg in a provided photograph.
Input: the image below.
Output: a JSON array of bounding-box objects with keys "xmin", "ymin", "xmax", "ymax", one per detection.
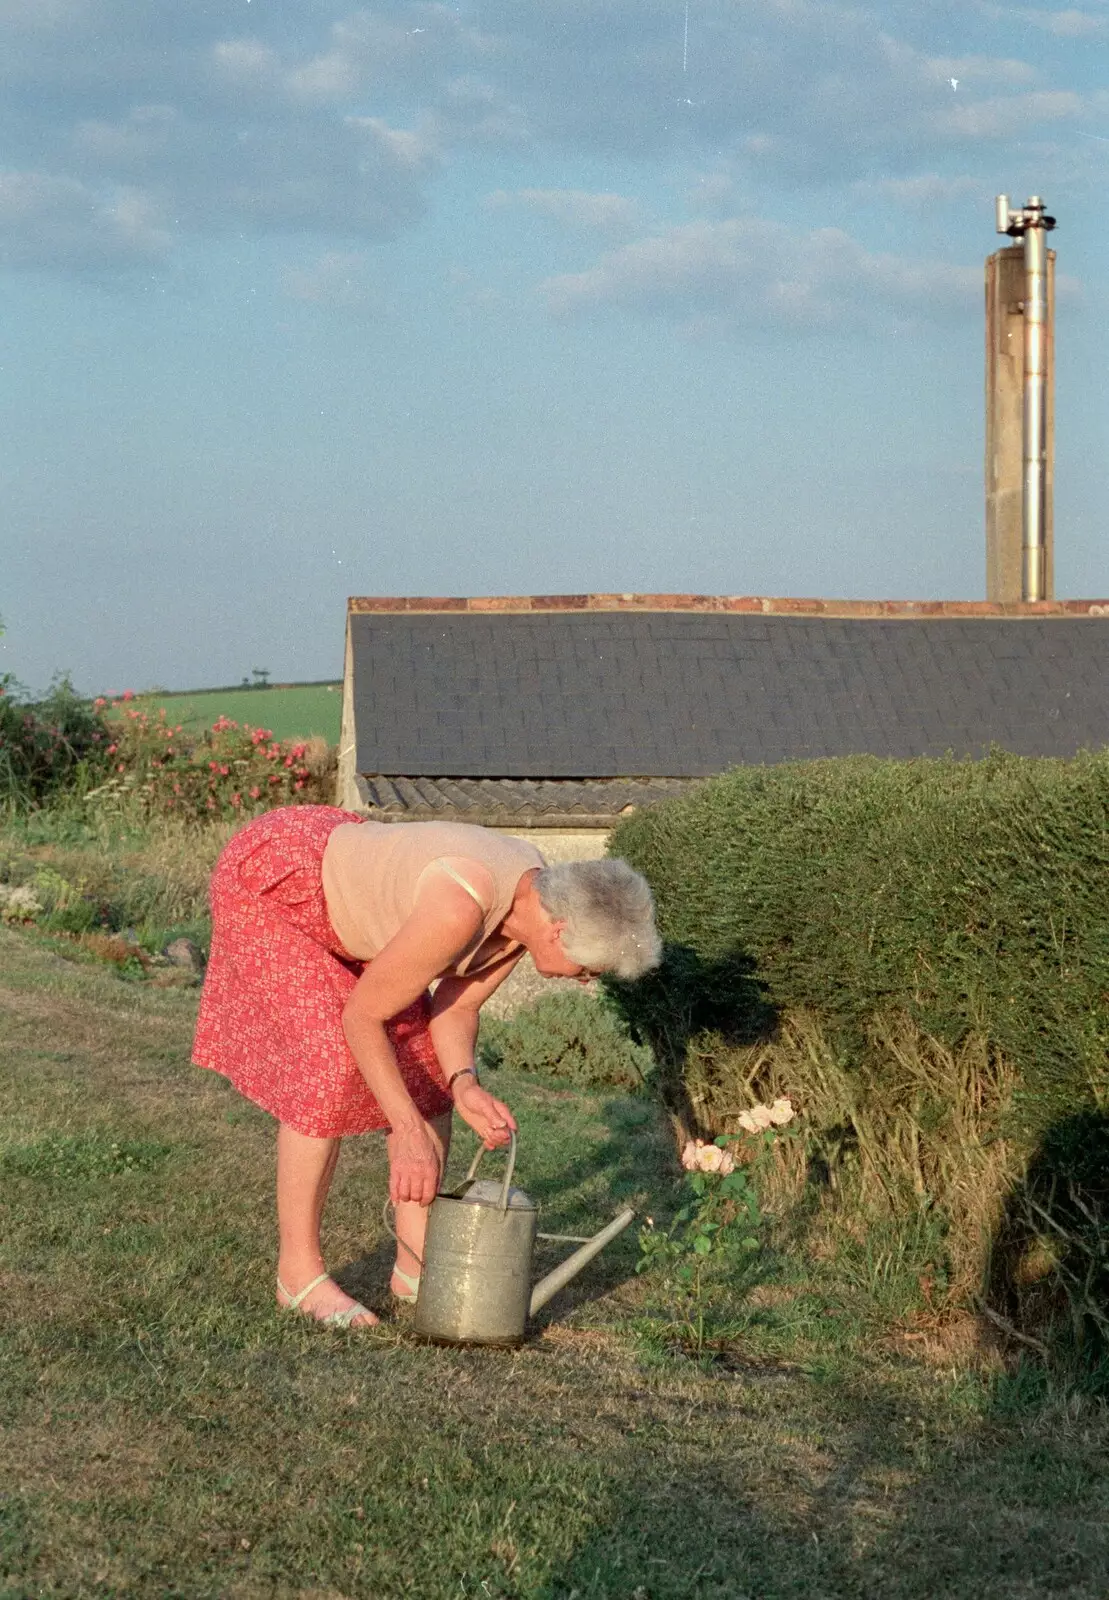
[
  {"xmin": 391, "ymin": 1109, "xmax": 452, "ymax": 1297},
  {"xmin": 275, "ymin": 1122, "xmax": 378, "ymax": 1325}
]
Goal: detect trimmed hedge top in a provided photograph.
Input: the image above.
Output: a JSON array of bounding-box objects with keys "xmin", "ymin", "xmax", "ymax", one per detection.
[{"xmin": 610, "ymin": 751, "xmax": 1109, "ymax": 1135}]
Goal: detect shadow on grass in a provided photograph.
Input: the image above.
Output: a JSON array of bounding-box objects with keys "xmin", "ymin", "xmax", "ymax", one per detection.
[
  {"xmin": 538, "ymin": 1359, "xmax": 1109, "ymax": 1600},
  {"xmin": 984, "ymin": 1108, "xmax": 1109, "ymax": 1386},
  {"xmin": 604, "ymin": 941, "xmax": 776, "ymax": 1137}
]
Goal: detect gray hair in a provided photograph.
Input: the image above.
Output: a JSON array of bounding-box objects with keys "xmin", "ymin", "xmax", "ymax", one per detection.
[{"xmin": 534, "ymin": 857, "xmax": 662, "ymax": 980}]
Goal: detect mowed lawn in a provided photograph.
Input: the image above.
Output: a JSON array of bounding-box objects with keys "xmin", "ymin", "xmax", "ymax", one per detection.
[
  {"xmin": 2, "ymin": 927, "xmax": 1109, "ymax": 1599},
  {"xmin": 124, "ymin": 684, "xmax": 342, "ymax": 744}
]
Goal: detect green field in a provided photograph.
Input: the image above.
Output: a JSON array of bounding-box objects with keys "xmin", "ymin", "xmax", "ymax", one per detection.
[{"xmin": 129, "ymin": 682, "xmax": 342, "ymax": 744}]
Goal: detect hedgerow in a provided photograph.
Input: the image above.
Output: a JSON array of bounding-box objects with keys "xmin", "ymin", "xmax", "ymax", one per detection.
[
  {"xmin": 608, "ymin": 751, "xmax": 1109, "ymax": 1358},
  {"xmin": 611, "ymin": 750, "xmax": 1109, "ymax": 1134},
  {"xmin": 0, "ymin": 677, "xmax": 112, "ymax": 806}
]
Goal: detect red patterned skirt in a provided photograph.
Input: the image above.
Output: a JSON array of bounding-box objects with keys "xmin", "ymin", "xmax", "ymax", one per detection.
[{"xmin": 192, "ymin": 805, "xmax": 452, "ymax": 1139}]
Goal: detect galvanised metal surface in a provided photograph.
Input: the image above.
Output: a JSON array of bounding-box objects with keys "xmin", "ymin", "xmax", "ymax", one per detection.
[
  {"xmin": 1021, "ymin": 202, "xmax": 1051, "ymax": 602},
  {"xmin": 413, "ymin": 1185, "xmax": 538, "ymax": 1347},
  {"xmin": 411, "ymin": 1135, "xmax": 636, "ymax": 1346},
  {"xmin": 996, "ymin": 193, "xmax": 1057, "ymax": 603}
]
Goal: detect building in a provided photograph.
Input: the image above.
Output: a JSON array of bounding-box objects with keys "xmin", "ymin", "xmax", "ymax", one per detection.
[{"xmin": 338, "ymin": 592, "xmax": 1109, "ymax": 864}]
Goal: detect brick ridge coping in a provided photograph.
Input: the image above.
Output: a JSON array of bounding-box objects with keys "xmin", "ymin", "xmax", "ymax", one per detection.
[{"xmin": 349, "ymin": 594, "xmax": 1109, "ymax": 619}]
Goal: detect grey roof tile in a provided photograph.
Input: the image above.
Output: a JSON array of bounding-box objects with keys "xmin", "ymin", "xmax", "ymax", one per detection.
[
  {"xmin": 349, "ymin": 612, "xmax": 1109, "ymax": 779},
  {"xmin": 357, "ymin": 775, "xmax": 697, "ymax": 825}
]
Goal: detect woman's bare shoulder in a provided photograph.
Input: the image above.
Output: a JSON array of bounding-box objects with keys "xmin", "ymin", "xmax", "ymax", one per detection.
[{"xmin": 418, "ymin": 855, "xmax": 496, "ymax": 915}]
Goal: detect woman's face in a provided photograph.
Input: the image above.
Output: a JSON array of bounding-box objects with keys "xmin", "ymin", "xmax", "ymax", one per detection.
[{"xmin": 529, "ymin": 916, "xmax": 602, "ymax": 984}]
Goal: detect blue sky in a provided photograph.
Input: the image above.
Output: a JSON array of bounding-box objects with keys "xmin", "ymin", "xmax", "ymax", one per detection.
[{"xmin": 2, "ymin": 0, "xmax": 1107, "ymax": 695}]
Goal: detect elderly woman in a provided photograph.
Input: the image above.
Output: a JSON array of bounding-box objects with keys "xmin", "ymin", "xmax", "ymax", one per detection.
[{"xmin": 192, "ymin": 804, "xmax": 660, "ymax": 1328}]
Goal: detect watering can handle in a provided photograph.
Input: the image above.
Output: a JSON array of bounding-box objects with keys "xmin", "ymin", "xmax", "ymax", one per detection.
[{"xmin": 463, "ymin": 1128, "xmax": 517, "ymax": 1212}]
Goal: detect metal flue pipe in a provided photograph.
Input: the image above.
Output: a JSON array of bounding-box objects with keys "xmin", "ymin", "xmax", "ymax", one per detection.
[
  {"xmin": 996, "ymin": 194, "xmax": 1056, "ymax": 601},
  {"xmin": 1021, "ymin": 199, "xmax": 1050, "ymax": 601}
]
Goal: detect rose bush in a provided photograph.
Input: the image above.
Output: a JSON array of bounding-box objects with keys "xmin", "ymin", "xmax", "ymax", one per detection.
[
  {"xmin": 639, "ymin": 1099, "xmax": 797, "ymax": 1353},
  {"xmin": 87, "ymin": 696, "xmax": 333, "ymax": 822}
]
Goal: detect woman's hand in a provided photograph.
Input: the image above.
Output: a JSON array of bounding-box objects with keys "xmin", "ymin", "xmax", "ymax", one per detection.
[
  {"xmin": 453, "ymin": 1078, "xmax": 517, "ymax": 1150},
  {"xmin": 386, "ymin": 1121, "xmax": 442, "ymax": 1206}
]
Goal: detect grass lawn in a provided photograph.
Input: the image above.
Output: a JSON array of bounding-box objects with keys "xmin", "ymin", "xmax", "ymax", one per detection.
[
  {"xmin": 123, "ymin": 685, "xmax": 342, "ymax": 744},
  {"xmin": 2, "ymin": 925, "xmax": 1109, "ymax": 1599}
]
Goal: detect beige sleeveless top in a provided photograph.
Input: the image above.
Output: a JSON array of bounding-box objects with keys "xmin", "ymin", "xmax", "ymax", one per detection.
[{"xmin": 321, "ymin": 820, "xmax": 545, "ymax": 976}]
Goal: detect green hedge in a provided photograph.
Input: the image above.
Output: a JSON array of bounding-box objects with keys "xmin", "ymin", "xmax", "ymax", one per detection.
[{"xmin": 609, "ymin": 751, "xmax": 1109, "ymax": 1137}]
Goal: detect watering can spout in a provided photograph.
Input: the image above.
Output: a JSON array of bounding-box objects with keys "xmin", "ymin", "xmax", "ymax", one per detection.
[{"xmin": 528, "ymin": 1207, "xmax": 636, "ymax": 1317}]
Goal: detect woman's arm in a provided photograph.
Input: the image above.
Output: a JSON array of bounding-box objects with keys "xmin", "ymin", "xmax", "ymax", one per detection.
[
  {"xmin": 428, "ymin": 953, "xmax": 524, "ymax": 1147},
  {"xmin": 341, "ymin": 877, "xmax": 484, "ymax": 1205}
]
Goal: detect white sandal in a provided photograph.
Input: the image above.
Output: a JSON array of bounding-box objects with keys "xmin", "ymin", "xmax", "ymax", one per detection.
[
  {"xmin": 277, "ymin": 1273, "xmax": 376, "ymax": 1328},
  {"xmin": 391, "ymin": 1265, "xmax": 421, "ymax": 1303}
]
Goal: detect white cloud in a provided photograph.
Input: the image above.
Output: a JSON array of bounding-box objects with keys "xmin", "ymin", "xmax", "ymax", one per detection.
[
  {"xmin": 980, "ymin": 5, "xmax": 1107, "ymax": 36},
  {"xmin": 209, "ymin": 9, "xmax": 486, "ymax": 109},
  {"xmin": 73, "ymin": 104, "xmax": 177, "ymax": 166},
  {"xmin": 683, "ymin": 171, "xmax": 742, "ymax": 214},
  {"xmin": 0, "ymin": 0, "xmax": 1104, "ymax": 275},
  {"xmin": 542, "ymin": 218, "xmax": 980, "ymax": 334},
  {"xmin": 485, "ymin": 187, "xmax": 643, "ymax": 232},
  {"xmin": 65, "ymin": 103, "xmax": 437, "ymax": 247},
  {"xmin": 346, "ymin": 117, "xmax": 435, "ymax": 171},
  {"xmin": 281, "ymin": 250, "xmax": 372, "ymax": 307},
  {"xmin": 927, "ymin": 53, "xmax": 1036, "ymax": 86},
  {"xmin": 0, "ymin": 170, "xmax": 170, "ymax": 271},
  {"xmin": 287, "ymin": 50, "xmax": 362, "ymax": 102},
  {"xmin": 1037, "ymin": 8, "xmax": 1107, "ymax": 36},
  {"xmin": 935, "ymin": 87, "xmax": 1095, "ymax": 139},
  {"xmin": 429, "ymin": 75, "xmax": 530, "ymax": 145},
  {"xmin": 210, "ymin": 38, "xmax": 283, "ymax": 91},
  {"xmin": 852, "ymin": 173, "xmax": 987, "ymax": 207},
  {"xmin": 0, "ymin": 0, "xmax": 84, "ymax": 24}
]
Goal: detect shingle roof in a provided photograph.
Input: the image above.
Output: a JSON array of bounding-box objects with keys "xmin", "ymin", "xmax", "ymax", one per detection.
[
  {"xmin": 357, "ymin": 775, "xmax": 695, "ymax": 827},
  {"xmin": 349, "ymin": 605, "xmax": 1109, "ymax": 786}
]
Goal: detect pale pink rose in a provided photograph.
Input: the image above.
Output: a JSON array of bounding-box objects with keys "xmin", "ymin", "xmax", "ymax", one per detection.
[
  {"xmin": 768, "ymin": 1097, "xmax": 795, "ymax": 1126},
  {"xmin": 680, "ymin": 1140, "xmax": 701, "ymax": 1172},
  {"xmin": 697, "ymin": 1144, "xmax": 725, "ymax": 1173},
  {"xmin": 717, "ymin": 1149, "xmax": 736, "ymax": 1175},
  {"xmin": 738, "ymin": 1104, "xmax": 775, "ymax": 1133}
]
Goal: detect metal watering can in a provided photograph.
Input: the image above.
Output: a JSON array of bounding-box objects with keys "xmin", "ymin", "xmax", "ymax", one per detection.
[{"xmin": 408, "ymin": 1133, "xmax": 635, "ymax": 1346}]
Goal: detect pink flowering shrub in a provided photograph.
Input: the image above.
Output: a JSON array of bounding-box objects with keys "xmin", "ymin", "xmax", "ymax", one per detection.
[{"xmin": 91, "ymin": 698, "xmax": 333, "ymax": 822}]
